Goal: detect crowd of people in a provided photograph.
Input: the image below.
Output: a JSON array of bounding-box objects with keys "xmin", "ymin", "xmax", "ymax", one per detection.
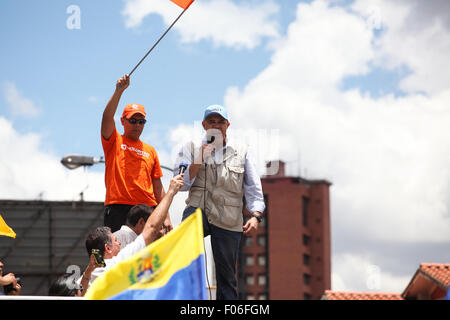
[{"xmin": 2, "ymin": 74, "xmax": 265, "ymax": 299}]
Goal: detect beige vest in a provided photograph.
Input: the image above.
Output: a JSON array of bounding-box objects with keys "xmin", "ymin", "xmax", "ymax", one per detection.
[{"xmin": 185, "ymin": 140, "xmax": 247, "ymax": 232}]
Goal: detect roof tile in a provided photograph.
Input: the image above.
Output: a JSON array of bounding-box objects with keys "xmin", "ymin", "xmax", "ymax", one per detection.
[
  {"xmin": 323, "ymin": 290, "xmax": 403, "ymax": 300},
  {"xmin": 419, "ymin": 263, "xmax": 450, "ymax": 286}
]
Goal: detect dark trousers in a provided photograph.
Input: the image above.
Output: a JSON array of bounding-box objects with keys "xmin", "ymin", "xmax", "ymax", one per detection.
[
  {"xmin": 104, "ymin": 204, "xmax": 134, "ymax": 233},
  {"xmin": 182, "ymin": 206, "xmax": 242, "ymax": 300}
]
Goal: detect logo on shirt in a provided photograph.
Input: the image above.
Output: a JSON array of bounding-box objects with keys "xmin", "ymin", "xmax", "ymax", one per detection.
[
  {"xmin": 128, "ymin": 253, "xmax": 162, "ymax": 285},
  {"xmin": 121, "ymin": 144, "xmax": 150, "ymax": 158}
]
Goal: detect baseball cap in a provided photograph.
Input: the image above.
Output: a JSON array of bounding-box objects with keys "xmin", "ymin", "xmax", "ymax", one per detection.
[
  {"xmin": 122, "ymin": 103, "xmax": 146, "ymax": 119},
  {"xmin": 203, "ymin": 104, "xmax": 228, "ymax": 121}
]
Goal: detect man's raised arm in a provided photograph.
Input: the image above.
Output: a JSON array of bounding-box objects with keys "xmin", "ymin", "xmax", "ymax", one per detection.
[
  {"xmin": 141, "ymin": 175, "xmax": 184, "ymax": 245},
  {"xmin": 101, "ymin": 74, "xmax": 130, "ymax": 140}
]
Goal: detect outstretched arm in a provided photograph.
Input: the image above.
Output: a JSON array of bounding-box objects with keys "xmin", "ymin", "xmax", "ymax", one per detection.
[
  {"xmin": 101, "ymin": 74, "xmax": 130, "ymax": 140},
  {"xmin": 153, "ymin": 178, "xmax": 173, "ymax": 233},
  {"xmin": 142, "ymin": 175, "xmax": 184, "ymax": 245}
]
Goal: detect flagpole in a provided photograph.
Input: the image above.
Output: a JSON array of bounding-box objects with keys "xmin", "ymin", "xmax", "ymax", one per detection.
[{"xmin": 129, "ymin": 8, "xmax": 188, "ymax": 76}]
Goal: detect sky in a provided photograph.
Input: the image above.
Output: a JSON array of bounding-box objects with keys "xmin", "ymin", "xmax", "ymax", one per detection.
[{"xmin": 1, "ymin": 0, "xmax": 450, "ymax": 295}]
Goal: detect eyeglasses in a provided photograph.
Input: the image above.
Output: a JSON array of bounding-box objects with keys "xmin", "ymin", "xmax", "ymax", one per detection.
[{"xmin": 125, "ymin": 118, "xmax": 147, "ymax": 125}]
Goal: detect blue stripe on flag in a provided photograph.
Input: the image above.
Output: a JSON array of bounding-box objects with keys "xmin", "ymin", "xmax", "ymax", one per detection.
[{"xmin": 109, "ymin": 254, "xmax": 207, "ymax": 300}]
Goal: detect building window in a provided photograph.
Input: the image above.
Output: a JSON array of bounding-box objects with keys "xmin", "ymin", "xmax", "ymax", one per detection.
[
  {"xmin": 303, "ymin": 273, "xmax": 311, "ymax": 285},
  {"xmin": 247, "ymin": 294, "xmax": 255, "ymax": 300},
  {"xmin": 302, "ymin": 197, "xmax": 309, "ymax": 226},
  {"xmin": 303, "ymin": 254, "xmax": 310, "ymax": 266},
  {"xmin": 257, "ymin": 235, "xmax": 266, "ymax": 246},
  {"xmin": 246, "ymin": 275, "xmax": 255, "ymax": 285},
  {"xmin": 258, "ymin": 255, "xmax": 266, "ymax": 266},
  {"xmin": 303, "ymin": 234, "xmax": 310, "ymax": 246},
  {"xmin": 245, "ymin": 237, "xmax": 253, "ymax": 246},
  {"xmin": 258, "ymin": 275, "xmax": 267, "ymax": 286},
  {"xmin": 259, "ymin": 217, "xmax": 266, "ymax": 227},
  {"xmin": 259, "ymin": 294, "xmax": 267, "ymax": 300},
  {"xmin": 245, "ymin": 255, "xmax": 254, "ymax": 266}
]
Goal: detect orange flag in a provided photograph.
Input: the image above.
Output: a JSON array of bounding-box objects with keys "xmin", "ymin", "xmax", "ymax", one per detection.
[{"xmin": 170, "ymin": 0, "xmax": 194, "ymax": 10}]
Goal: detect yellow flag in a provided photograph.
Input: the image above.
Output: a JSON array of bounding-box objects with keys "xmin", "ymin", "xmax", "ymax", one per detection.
[
  {"xmin": 0, "ymin": 215, "xmax": 16, "ymax": 238},
  {"xmin": 85, "ymin": 209, "xmax": 206, "ymax": 300}
]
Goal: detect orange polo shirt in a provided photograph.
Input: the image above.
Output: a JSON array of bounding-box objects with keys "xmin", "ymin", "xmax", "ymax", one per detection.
[{"xmin": 101, "ymin": 129, "xmax": 163, "ymax": 206}]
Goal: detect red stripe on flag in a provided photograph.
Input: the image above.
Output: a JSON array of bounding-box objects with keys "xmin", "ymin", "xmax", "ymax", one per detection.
[{"xmin": 170, "ymin": 0, "xmax": 194, "ymax": 10}]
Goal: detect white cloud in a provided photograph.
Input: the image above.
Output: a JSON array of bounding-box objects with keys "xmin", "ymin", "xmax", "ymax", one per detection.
[
  {"xmin": 122, "ymin": 0, "xmax": 280, "ymax": 49},
  {"xmin": 0, "ymin": 116, "xmax": 105, "ymax": 202},
  {"xmin": 211, "ymin": 0, "xmax": 450, "ymax": 292},
  {"xmin": 3, "ymin": 82, "xmax": 40, "ymax": 117},
  {"xmin": 352, "ymin": 0, "xmax": 450, "ymax": 95},
  {"xmin": 223, "ymin": 0, "xmax": 450, "ymax": 244},
  {"xmin": 332, "ymin": 253, "xmax": 411, "ymax": 293}
]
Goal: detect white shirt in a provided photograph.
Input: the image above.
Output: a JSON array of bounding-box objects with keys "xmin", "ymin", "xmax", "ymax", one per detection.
[
  {"xmin": 79, "ymin": 234, "xmax": 146, "ymax": 286},
  {"xmin": 174, "ymin": 139, "xmax": 265, "ymax": 214},
  {"xmin": 113, "ymin": 225, "xmax": 138, "ymax": 250}
]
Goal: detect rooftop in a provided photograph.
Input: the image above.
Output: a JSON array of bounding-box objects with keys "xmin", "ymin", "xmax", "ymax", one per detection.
[
  {"xmin": 322, "ymin": 290, "xmax": 403, "ymax": 300},
  {"xmin": 323, "ymin": 263, "xmax": 450, "ymax": 300},
  {"xmin": 418, "ymin": 263, "xmax": 450, "ymax": 286},
  {"xmin": 402, "ymin": 263, "xmax": 450, "ymax": 299}
]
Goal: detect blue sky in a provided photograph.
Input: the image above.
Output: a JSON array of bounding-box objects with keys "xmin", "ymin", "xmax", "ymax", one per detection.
[
  {"xmin": 1, "ymin": 0, "xmax": 299, "ymax": 167},
  {"xmin": 2, "ymin": 0, "xmax": 450, "ymax": 294},
  {"xmin": 0, "ymin": 0, "xmax": 404, "ymax": 166}
]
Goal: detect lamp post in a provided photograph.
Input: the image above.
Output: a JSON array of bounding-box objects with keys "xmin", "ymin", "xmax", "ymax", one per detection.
[
  {"xmin": 61, "ymin": 154, "xmax": 173, "ymax": 173},
  {"xmin": 61, "ymin": 154, "xmax": 105, "ymax": 170}
]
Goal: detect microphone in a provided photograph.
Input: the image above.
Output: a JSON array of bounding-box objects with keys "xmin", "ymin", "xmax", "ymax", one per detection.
[
  {"xmin": 207, "ymin": 135, "xmax": 215, "ymax": 144},
  {"xmin": 178, "ymin": 162, "xmax": 188, "ymax": 175},
  {"xmin": 204, "ymin": 136, "xmax": 215, "ymax": 165}
]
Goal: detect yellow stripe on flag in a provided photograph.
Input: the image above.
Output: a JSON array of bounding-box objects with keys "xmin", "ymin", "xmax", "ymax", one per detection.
[
  {"xmin": 0, "ymin": 215, "xmax": 16, "ymax": 239},
  {"xmin": 85, "ymin": 208, "xmax": 204, "ymax": 300}
]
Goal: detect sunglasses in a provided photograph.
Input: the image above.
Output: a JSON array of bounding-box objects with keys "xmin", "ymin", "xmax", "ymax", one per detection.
[{"xmin": 125, "ymin": 117, "xmax": 147, "ymax": 125}]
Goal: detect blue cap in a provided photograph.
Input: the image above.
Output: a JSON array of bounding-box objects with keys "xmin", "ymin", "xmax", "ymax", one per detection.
[{"xmin": 203, "ymin": 104, "xmax": 228, "ymax": 121}]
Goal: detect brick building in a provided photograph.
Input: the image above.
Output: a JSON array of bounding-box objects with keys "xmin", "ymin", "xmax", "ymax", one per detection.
[{"xmin": 238, "ymin": 161, "xmax": 332, "ymax": 300}]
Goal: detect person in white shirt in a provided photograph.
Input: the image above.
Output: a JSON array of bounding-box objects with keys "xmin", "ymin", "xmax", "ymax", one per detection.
[
  {"xmin": 113, "ymin": 204, "xmax": 154, "ymax": 250},
  {"xmin": 79, "ymin": 175, "xmax": 184, "ymax": 292}
]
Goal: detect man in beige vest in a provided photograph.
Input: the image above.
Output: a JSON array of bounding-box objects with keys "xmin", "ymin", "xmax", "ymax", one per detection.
[{"xmin": 174, "ymin": 105, "xmax": 265, "ymax": 300}]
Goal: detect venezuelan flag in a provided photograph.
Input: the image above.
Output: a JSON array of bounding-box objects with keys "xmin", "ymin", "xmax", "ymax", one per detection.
[{"xmin": 85, "ymin": 209, "xmax": 206, "ymax": 300}]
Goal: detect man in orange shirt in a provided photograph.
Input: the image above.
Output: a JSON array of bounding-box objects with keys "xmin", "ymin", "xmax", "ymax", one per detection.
[{"xmin": 101, "ymin": 74, "xmax": 172, "ymax": 233}]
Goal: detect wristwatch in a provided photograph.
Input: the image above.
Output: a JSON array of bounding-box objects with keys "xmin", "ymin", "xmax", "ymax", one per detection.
[{"xmin": 251, "ymin": 213, "xmax": 263, "ymax": 223}]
